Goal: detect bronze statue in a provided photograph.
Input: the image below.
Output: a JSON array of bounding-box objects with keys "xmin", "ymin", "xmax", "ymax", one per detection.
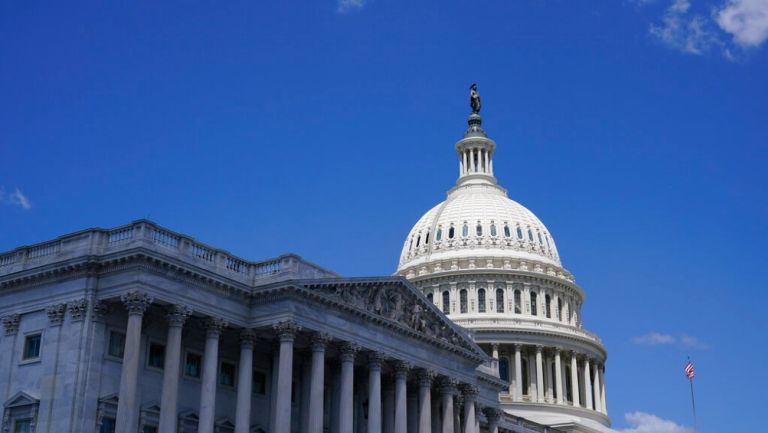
[{"xmin": 469, "ymin": 83, "xmax": 481, "ymax": 114}]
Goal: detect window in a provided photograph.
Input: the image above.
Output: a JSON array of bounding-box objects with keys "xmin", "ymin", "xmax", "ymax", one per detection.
[
  {"xmin": 22, "ymin": 333, "xmax": 41, "ymax": 360},
  {"xmin": 436, "ymin": 228, "xmax": 442, "ymax": 241},
  {"xmin": 496, "ymin": 289, "xmax": 504, "ymax": 313},
  {"xmin": 545, "ymin": 235, "xmax": 551, "ymax": 248},
  {"xmin": 108, "ymin": 331, "xmax": 125, "ymax": 359},
  {"xmin": 538, "ymin": 232, "xmax": 543, "ymax": 244},
  {"xmin": 516, "ymin": 227, "xmax": 523, "ymax": 239},
  {"xmin": 14, "ymin": 420, "xmax": 31, "ymax": 433},
  {"xmin": 99, "ymin": 418, "xmax": 116, "ymax": 433},
  {"xmin": 504, "ymin": 224, "xmax": 511, "ymax": 238},
  {"xmin": 499, "ymin": 358, "xmax": 509, "ymax": 382},
  {"xmin": 416, "ymin": 235, "xmax": 421, "ymax": 248},
  {"xmin": 425, "ymin": 231, "xmax": 430, "ymax": 244},
  {"xmin": 459, "ymin": 290, "xmax": 468, "ymax": 313},
  {"xmin": 476, "ymin": 223, "xmax": 483, "ymax": 236},
  {"xmin": 545, "ymin": 295, "xmax": 552, "ymax": 319},
  {"xmin": 462, "ymin": 223, "xmax": 468, "ymax": 237},
  {"xmin": 142, "ymin": 427, "xmax": 158, "ymax": 433},
  {"xmin": 528, "ymin": 229, "xmax": 534, "ymax": 241},
  {"xmin": 148, "ymin": 342, "xmax": 165, "ymax": 369},
  {"xmin": 408, "ymin": 238, "xmax": 413, "ymax": 253},
  {"xmin": 253, "ymin": 370, "xmax": 267, "ymax": 394},
  {"xmin": 530, "ymin": 292, "xmax": 538, "ymax": 316},
  {"xmin": 557, "ymin": 298, "xmax": 563, "ymax": 321},
  {"xmin": 448, "ymin": 226, "xmax": 455, "ymax": 239},
  {"xmin": 185, "ymin": 352, "xmax": 202, "ymax": 378},
  {"xmin": 427, "ymin": 293, "xmax": 433, "ymax": 303},
  {"xmin": 477, "ymin": 289, "xmax": 486, "ymax": 313},
  {"xmin": 442, "ymin": 291, "xmax": 450, "ymax": 314},
  {"xmin": 490, "ymin": 223, "xmax": 497, "ymax": 237},
  {"xmin": 514, "ymin": 290, "xmax": 522, "ymax": 314},
  {"xmin": 220, "ymin": 361, "xmax": 236, "ymax": 387}
]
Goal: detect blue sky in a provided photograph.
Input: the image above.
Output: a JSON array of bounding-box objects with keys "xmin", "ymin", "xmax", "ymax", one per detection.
[{"xmin": 1, "ymin": 1, "xmax": 766, "ymax": 432}]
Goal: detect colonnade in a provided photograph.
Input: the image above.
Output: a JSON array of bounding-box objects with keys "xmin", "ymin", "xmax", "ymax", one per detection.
[
  {"xmin": 112, "ymin": 291, "xmax": 497, "ymax": 433},
  {"xmin": 459, "ymin": 147, "xmax": 493, "ymax": 177},
  {"xmin": 490, "ymin": 343, "xmax": 607, "ymax": 416}
]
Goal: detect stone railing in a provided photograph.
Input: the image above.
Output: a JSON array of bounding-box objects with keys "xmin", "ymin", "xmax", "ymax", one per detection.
[
  {"xmin": 455, "ymin": 316, "xmax": 603, "ymax": 345},
  {"xmin": 0, "ymin": 220, "xmax": 336, "ymax": 285}
]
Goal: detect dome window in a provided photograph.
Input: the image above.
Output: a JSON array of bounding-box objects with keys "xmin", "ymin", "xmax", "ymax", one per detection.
[
  {"xmin": 530, "ymin": 292, "xmax": 538, "ymax": 316},
  {"xmin": 490, "ymin": 223, "xmax": 497, "ymax": 237},
  {"xmin": 499, "ymin": 358, "xmax": 509, "ymax": 382},
  {"xmin": 460, "ymin": 289, "xmax": 468, "ymax": 313},
  {"xmin": 503, "ymin": 224, "xmax": 511, "ymax": 238},
  {"xmin": 425, "ymin": 231, "xmax": 430, "ymax": 244},
  {"xmin": 416, "ymin": 235, "xmax": 421, "ymax": 248},
  {"xmin": 545, "ymin": 294, "xmax": 552, "ymax": 318},
  {"xmin": 448, "ymin": 225, "xmax": 455, "ymax": 239},
  {"xmin": 528, "ymin": 229, "xmax": 534, "ymax": 242},
  {"xmin": 478, "ymin": 288, "xmax": 486, "ymax": 312},
  {"xmin": 462, "ymin": 223, "xmax": 469, "ymax": 238},
  {"xmin": 427, "ymin": 293, "xmax": 433, "ymax": 303},
  {"xmin": 408, "ymin": 238, "xmax": 413, "ymax": 253},
  {"xmin": 476, "ymin": 223, "xmax": 483, "ymax": 237},
  {"xmin": 496, "ymin": 288, "xmax": 504, "ymax": 313},
  {"xmin": 538, "ymin": 232, "xmax": 543, "ymax": 244},
  {"xmin": 516, "ymin": 227, "xmax": 523, "ymax": 239},
  {"xmin": 436, "ymin": 228, "xmax": 442, "ymax": 241},
  {"xmin": 557, "ymin": 298, "xmax": 563, "ymax": 321},
  {"xmin": 442, "ymin": 291, "xmax": 450, "ymax": 315},
  {"xmin": 514, "ymin": 290, "xmax": 522, "ymax": 314}
]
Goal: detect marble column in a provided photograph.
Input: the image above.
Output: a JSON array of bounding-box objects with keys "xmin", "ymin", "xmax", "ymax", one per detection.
[
  {"xmin": 418, "ymin": 370, "xmax": 434, "ymax": 433},
  {"xmin": 273, "ymin": 321, "xmax": 300, "ymax": 433},
  {"xmin": 158, "ymin": 305, "xmax": 191, "ymax": 433},
  {"xmin": 461, "ymin": 385, "xmax": 478, "ymax": 433},
  {"xmin": 394, "ymin": 361, "xmax": 410, "ymax": 433},
  {"xmin": 234, "ymin": 330, "xmax": 256, "ymax": 433},
  {"xmin": 438, "ymin": 379, "xmax": 455, "ymax": 433},
  {"xmin": 569, "ymin": 352, "xmax": 580, "ymax": 407},
  {"xmin": 554, "ymin": 348, "xmax": 563, "ymax": 405},
  {"xmin": 514, "ymin": 344, "xmax": 523, "ymax": 401},
  {"xmin": 592, "ymin": 361, "xmax": 602, "ymax": 413},
  {"xmin": 199, "ymin": 318, "xmax": 227, "ymax": 433},
  {"xmin": 308, "ymin": 334, "xmax": 331, "ymax": 433},
  {"xmin": 268, "ymin": 348, "xmax": 279, "ymax": 433},
  {"xmin": 583, "ymin": 357, "xmax": 593, "ymax": 410},
  {"xmin": 600, "ymin": 366, "xmax": 608, "ymax": 415},
  {"xmin": 535, "ymin": 346, "xmax": 544, "ymax": 403},
  {"xmin": 453, "ymin": 396, "xmax": 461, "ymax": 433},
  {"xmin": 339, "ymin": 343, "xmax": 358, "ymax": 433},
  {"xmin": 384, "ymin": 380, "xmax": 395, "ymax": 433},
  {"xmin": 491, "ymin": 344, "xmax": 499, "ymax": 360},
  {"xmin": 368, "ymin": 353, "xmax": 384, "ymax": 433},
  {"xmin": 484, "ymin": 408, "xmax": 500, "ymax": 433},
  {"xmin": 115, "ymin": 291, "xmax": 153, "ymax": 433}
]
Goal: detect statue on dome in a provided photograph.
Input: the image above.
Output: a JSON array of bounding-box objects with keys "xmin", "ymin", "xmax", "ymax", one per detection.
[{"xmin": 469, "ymin": 83, "xmax": 481, "ymax": 114}]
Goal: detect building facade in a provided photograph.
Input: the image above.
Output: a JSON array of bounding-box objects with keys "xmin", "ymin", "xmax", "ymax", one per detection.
[
  {"xmin": 396, "ymin": 112, "xmax": 613, "ymax": 433},
  {"xmin": 0, "ymin": 220, "xmax": 563, "ymax": 433}
]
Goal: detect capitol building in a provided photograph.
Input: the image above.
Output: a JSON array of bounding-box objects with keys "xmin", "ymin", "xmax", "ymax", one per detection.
[{"xmin": 0, "ymin": 93, "xmax": 615, "ymax": 433}]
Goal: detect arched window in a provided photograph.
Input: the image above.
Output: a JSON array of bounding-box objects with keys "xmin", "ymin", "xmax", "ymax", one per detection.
[
  {"xmin": 528, "ymin": 229, "xmax": 534, "ymax": 241},
  {"xmin": 436, "ymin": 227, "xmax": 442, "ymax": 241},
  {"xmin": 504, "ymin": 224, "xmax": 511, "ymax": 238},
  {"xmin": 530, "ymin": 292, "xmax": 538, "ymax": 316},
  {"xmin": 442, "ymin": 291, "xmax": 450, "ymax": 315},
  {"xmin": 460, "ymin": 289, "xmax": 468, "ymax": 314},
  {"xmin": 490, "ymin": 223, "xmax": 497, "ymax": 237},
  {"xmin": 557, "ymin": 298, "xmax": 563, "ymax": 321},
  {"xmin": 545, "ymin": 294, "xmax": 552, "ymax": 318},
  {"xmin": 516, "ymin": 227, "xmax": 523, "ymax": 239},
  {"xmin": 567, "ymin": 302, "xmax": 572, "ymax": 323},
  {"xmin": 545, "ymin": 235, "xmax": 551, "ymax": 248},
  {"xmin": 427, "ymin": 293, "xmax": 433, "ymax": 303},
  {"xmin": 499, "ymin": 358, "xmax": 510, "ymax": 382},
  {"xmin": 477, "ymin": 288, "xmax": 486, "ymax": 312},
  {"xmin": 496, "ymin": 288, "xmax": 504, "ymax": 313},
  {"xmin": 408, "ymin": 238, "xmax": 413, "ymax": 253},
  {"xmin": 448, "ymin": 225, "xmax": 455, "ymax": 239},
  {"xmin": 521, "ymin": 358, "xmax": 530, "ymax": 396},
  {"xmin": 538, "ymin": 232, "xmax": 543, "ymax": 244},
  {"xmin": 514, "ymin": 290, "xmax": 522, "ymax": 314},
  {"xmin": 425, "ymin": 231, "xmax": 430, "ymax": 244},
  {"xmin": 476, "ymin": 223, "xmax": 483, "ymax": 236},
  {"xmin": 416, "ymin": 235, "xmax": 421, "ymax": 248},
  {"xmin": 462, "ymin": 223, "xmax": 469, "ymax": 237}
]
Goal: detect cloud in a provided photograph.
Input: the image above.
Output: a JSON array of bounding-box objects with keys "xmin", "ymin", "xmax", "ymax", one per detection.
[
  {"xmin": 632, "ymin": 332, "xmax": 676, "ymax": 345},
  {"xmin": 619, "ymin": 412, "xmax": 693, "ymax": 433},
  {"xmin": 0, "ymin": 187, "xmax": 32, "ymax": 210},
  {"xmin": 649, "ymin": 0, "xmax": 722, "ymax": 55},
  {"xmin": 716, "ymin": 0, "xmax": 768, "ymax": 47},
  {"xmin": 337, "ymin": 0, "xmax": 365, "ymax": 13},
  {"xmin": 680, "ymin": 334, "xmax": 709, "ymax": 349}
]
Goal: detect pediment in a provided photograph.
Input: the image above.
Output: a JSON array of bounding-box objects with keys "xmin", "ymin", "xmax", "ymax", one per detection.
[
  {"xmin": 141, "ymin": 401, "xmax": 161, "ymax": 413},
  {"xmin": 179, "ymin": 410, "xmax": 199, "ymax": 421},
  {"xmin": 4, "ymin": 391, "xmax": 38, "ymax": 408},
  {"xmin": 98, "ymin": 393, "xmax": 119, "ymax": 405},
  {"xmin": 215, "ymin": 418, "xmax": 235, "ymax": 428},
  {"xmin": 298, "ymin": 277, "xmax": 484, "ymax": 358}
]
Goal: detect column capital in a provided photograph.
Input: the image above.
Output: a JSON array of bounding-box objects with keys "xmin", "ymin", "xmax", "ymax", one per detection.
[
  {"xmin": 417, "ymin": 369, "xmax": 436, "ymax": 387},
  {"xmin": 535, "ymin": 345, "xmax": 544, "ymax": 354},
  {"xmin": 2, "ymin": 313, "xmax": 20, "ymax": 336},
  {"xmin": 513, "ymin": 343, "xmax": 523, "ymax": 351},
  {"xmin": 310, "ymin": 332, "xmax": 332, "ymax": 352},
  {"xmin": 460, "ymin": 384, "xmax": 479, "ymax": 401},
  {"xmin": 273, "ymin": 320, "xmax": 301, "ymax": 342},
  {"xmin": 483, "ymin": 407, "xmax": 502, "ymax": 423},
  {"xmin": 552, "ymin": 346, "xmax": 562, "ymax": 355},
  {"xmin": 339, "ymin": 342, "xmax": 360, "ymax": 361},
  {"xmin": 240, "ymin": 329, "xmax": 256, "ymax": 348},
  {"xmin": 46, "ymin": 303, "xmax": 67, "ymax": 326},
  {"xmin": 367, "ymin": 351, "xmax": 386, "ymax": 369},
  {"xmin": 166, "ymin": 305, "xmax": 192, "ymax": 327},
  {"xmin": 392, "ymin": 360, "xmax": 411, "ymax": 378},
  {"xmin": 121, "ymin": 291, "xmax": 154, "ymax": 316},
  {"xmin": 437, "ymin": 377, "xmax": 458, "ymax": 395},
  {"xmin": 68, "ymin": 298, "xmax": 89, "ymax": 322},
  {"xmin": 205, "ymin": 317, "xmax": 228, "ymax": 338},
  {"xmin": 91, "ymin": 301, "xmax": 109, "ymax": 322},
  {"xmin": 491, "ymin": 343, "xmax": 499, "ymax": 351}
]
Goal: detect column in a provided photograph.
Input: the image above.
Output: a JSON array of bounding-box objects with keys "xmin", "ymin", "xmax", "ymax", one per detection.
[
  {"xmin": 234, "ymin": 330, "xmax": 255, "ymax": 433},
  {"xmin": 583, "ymin": 357, "xmax": 593, "ymax": 410},
  {"xmin": 461, "ymin": 385, "xmax": 478, "ymax": 433},
  {"xmin": 159, "ymin": 305, "xmax": 191, "ymax": 433},
  {"xmin": 453, "ymin": 396, "xmax": 461, "ymax": 433},
  {"xmin": 600, "ymin": 365, "xmax": 608, "ymax": 415},
  {"xmin": 554, "ymin": 349, "xmax": 563, "ymax": 405},
  {"xmin": 115, "ymin": 291, "xmax": 153, "ymax": 433},
  {"xmin": 484, "ymin": 408, "xmax": 500, "ymax": 433},
  {"xmin": 199, "ymin": 317, "xmax": 227, "ymax": 433},
  {"xmin": 491, "ymin": 344, "xmax": 499, "ymax": 360},
  {"xmin": 339, "ymin": 343, "xmax": 358, "ymax": 433},
  {"xmin": 308, "ymin": 334, "xmax": 330, "ymax": 433},
  {"xmin": 535, "ymin": 346, "xmax": 544, "ymax": 403},
  {"xmin": 368, "ymin": 352, "xmax": 384, "ymax": 433},
  {"xmin": 384, "ymin": 381, "xmax": 395, "ymax": 433},
  {"xmin": 462, "ymin": 151, "xmax": 467, "ymax": 175},
  {"xmin": 592, "ymin": 361, "xmax": 602, "ymax": 413},
  {"xmin": 569, "ymin": 352, "xmax": 580, "ymax": 407},
  {"xmin": 394, "ymin": 361, "xmax": 410, "ymax": 433},
  {"xmin": 514, "ymin": 344, "xmax": 522, "ymax": 401},
  {"xmin": 418, "ymin": 370, "xmax": 434, "ymax": 433},
  {"xmin": 273, "ymin": 321, "xmax": 300, "ymax": 433},
  {"xmin": 439, "ymin": 379, "xmax": 455, "ymax": 433},
  {"xmin": 268, "ymin": 348, "xmax": 279, "ymax": 433},
  {"xmin": 484, "ymin": 150, "xmax": 489, "ymax": 174}
]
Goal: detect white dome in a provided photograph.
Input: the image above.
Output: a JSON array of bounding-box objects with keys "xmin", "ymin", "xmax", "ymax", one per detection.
[{"xmin": 397, "ymin": 182, "xmax": 561, "ymax": 271}]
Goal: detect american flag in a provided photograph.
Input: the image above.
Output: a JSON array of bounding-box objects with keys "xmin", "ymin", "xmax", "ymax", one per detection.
[{"xmin": 684, "ymin": 360, "xmax": 695, "ymax": 380}]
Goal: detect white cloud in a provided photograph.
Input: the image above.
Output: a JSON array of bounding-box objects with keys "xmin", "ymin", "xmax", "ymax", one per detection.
[
  {"xmin": 680, "ymin": 334, "xmax": 709, "ymax": 349},
  {"xmin": 632, "ymin": 332, "xmax": 676, "ymax": 345},
  {"xmin": 0, "ymin": 187, "xmax": 32, "ymax": 210},
  {"xmin": 649, "ymin": 0, "xmax": 721, "ymax": 54},
  {"xmin": 337, "ymin": 0, "xmax": 366, "ymax": 13},
  {"xmin": 619, "ymin": 412, "xmax": 693, "ymax": 433},
  {"xmin": 716, "ymin": 0, "xmax": 768, "ymax": 47}
]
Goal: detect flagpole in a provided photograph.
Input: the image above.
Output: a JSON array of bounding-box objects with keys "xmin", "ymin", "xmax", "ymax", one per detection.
[{"xmin": 689, "ymin": 376, "xmax": 698, "ymax": 433}]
